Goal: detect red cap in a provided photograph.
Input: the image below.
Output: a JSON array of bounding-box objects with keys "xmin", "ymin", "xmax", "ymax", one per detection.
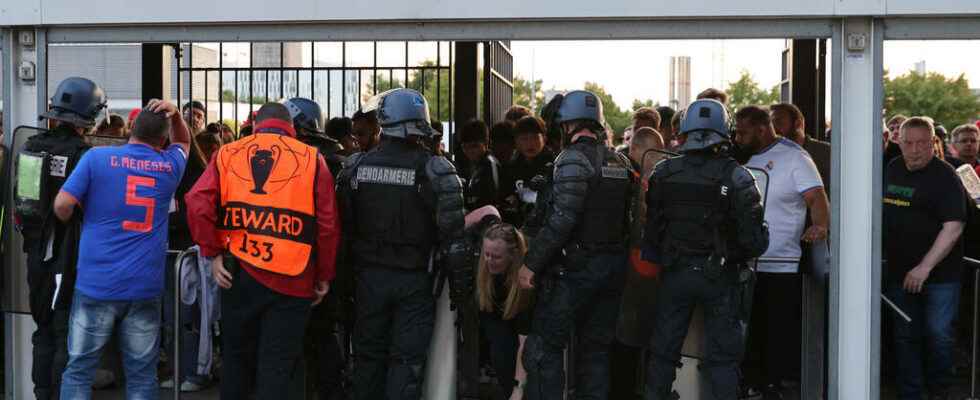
[
  {"xmin": 128, "ymin": 108, "xmax": 141, "ymax": 123},
  {"xmin": 242, "ymin": 111, "xmax": 259, "ymax": 128}
]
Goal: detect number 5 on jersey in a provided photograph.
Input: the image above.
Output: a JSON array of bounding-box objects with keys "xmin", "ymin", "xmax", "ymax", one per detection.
[{"xmin": 123, "ymin": 175, "xmax": 156, "ymax": 233}]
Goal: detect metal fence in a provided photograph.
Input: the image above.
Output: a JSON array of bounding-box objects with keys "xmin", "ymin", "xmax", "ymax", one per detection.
[
  {"xmin": 482, "ymin": 40, "xmax": 514, "ymax": 123},
  {"xmin": 173, "ymin": 41, "xmax": 454, "ymax": 129}
]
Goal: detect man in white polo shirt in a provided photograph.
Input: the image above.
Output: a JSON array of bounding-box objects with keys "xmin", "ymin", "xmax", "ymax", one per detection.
[{"xmin": 734, "ymin": 105, "xmax": 830, "ymax": 399}]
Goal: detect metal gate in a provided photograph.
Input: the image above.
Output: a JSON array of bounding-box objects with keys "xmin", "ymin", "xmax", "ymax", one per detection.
[
  {"xmin": 482, "ymin": 40, "xmax": 514, "ymax": 123},
  {"xmin": 173, "ymin": 41, "xmax": 454, "ymax": 131}
]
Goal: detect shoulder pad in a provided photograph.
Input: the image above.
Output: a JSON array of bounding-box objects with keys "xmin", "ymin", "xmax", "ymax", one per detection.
[
  {"xmin": 553, "ymin": 149, "xmax": 594, "ymax": 181},
  {"xmin": 425, "ymin": 155, "xmax": 457, "ymax": 177},
  {"xmin": 730, "ymin": 165, "xmax": 758, "ymax": 189},
  {"xmin": 343, "ymin": 152, "xmax": 365, "ymax": 169},
  {"xmin": 554, "ymin": 148, "xmax": 592, "ymax": 168},
  {"xmin": 651, "ymin": 156, "xmax": 680, "ymax": 180}
]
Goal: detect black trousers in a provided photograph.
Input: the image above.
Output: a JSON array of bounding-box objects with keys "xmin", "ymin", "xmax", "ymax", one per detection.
[
  {"xmin": 743, "ymin": 272, "xmax": 802, "ymax": 387},
  {"xmin": 480, "ymin": 311, "xmax": 519, "ymax": 398},
  {"xmin": 31, "ymin": 308, "xmax": 69, "ymax": 400},
  {"xmin": 351, "ymin": 266, "xmax": 434, "ymax": 400},
  {"xmin": 306, "ymin": 291, "xmax": 348, "ymax": 400},
  {"xmin": 28, "ymin": 264, "xmax": 70, "ymax": 400},
  {"xmin": 523, "ymin": 253, "xmax": 627, "ymax": 400},
  {"xmin": 220, "ymin": 267, "xmax": 312, "ymax": 399},
  {"xmin": 646, "ymin": 266, "xmax": 743, "ymax": 400}
]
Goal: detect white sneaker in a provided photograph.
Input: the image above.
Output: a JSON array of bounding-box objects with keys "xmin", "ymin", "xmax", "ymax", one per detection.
[{"xmin": 180, "ymin": 380, "xmax": 207, "ymax": 392}]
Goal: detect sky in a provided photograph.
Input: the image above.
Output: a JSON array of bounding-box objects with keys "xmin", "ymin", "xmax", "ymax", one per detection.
[{"xmin": 510, "ymin": 40, "xmax": 980, "ymax": 108}]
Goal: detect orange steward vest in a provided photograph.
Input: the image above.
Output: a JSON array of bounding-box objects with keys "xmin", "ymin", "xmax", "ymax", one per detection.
[{"xmin": 216, "ymin": 132, "xmax": 318, "ymax": 276}]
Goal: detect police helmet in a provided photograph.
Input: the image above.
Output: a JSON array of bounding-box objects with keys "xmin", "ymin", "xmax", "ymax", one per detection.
[
  {"xmin": 283, "ymin": 97, "xmax": 325, "ymax": 136},
  {"xmin": 554, "ymin": 90, "xmax": 604, "ymax": 126},
  {"xmin": 677, "ymin": 99, "xmax": 732, "ymax": 153},
  {"xmin": 363, "ymin": 88, "xmax": 433, "ymax": 138},
  {"xmin": 41, "ymin": 77, "xmax": 107, "ymax": 129}
]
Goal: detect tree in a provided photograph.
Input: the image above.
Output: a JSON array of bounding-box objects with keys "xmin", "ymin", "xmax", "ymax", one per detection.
[
  {"xmin": 884, "ymin": 71, "xmax": 980, "ymax": 129},
  {"xmin": 367, "ymin": 61, "xmax": 453, "ymax": 122},
  {"xmin": 583, "ymin": 82, "xmax": 632, "ymax": 139},
  {"xmin": 725, "ymin": 70, "xmax": 780, "ymax": 112},
  {"xmin": 631, "ymin": 99, "xmax": 658, "ymax": 111},
  {"xmin": 513, "ymin": 76, "xmax": 544, "ymax": 110}
]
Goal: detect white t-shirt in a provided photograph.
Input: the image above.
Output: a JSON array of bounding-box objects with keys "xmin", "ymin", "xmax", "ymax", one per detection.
[{"xmin": 745, "ymin": 137, "xmax": 824, "ymax": 273}]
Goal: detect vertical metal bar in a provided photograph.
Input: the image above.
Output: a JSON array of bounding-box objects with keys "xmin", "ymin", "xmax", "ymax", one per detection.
[
  {"xmin": 189, "ymin": 43, "xmax": 194, "ymax": 111},
  {"xmin": 36, "ymin": 29, "xmax": 48, "ymax": 121},
  {"xmin": 311, "ymin": 42, "xmax": 316, "ymax": 102},
  {"xmin": 234, "ymin": 69, "xmax": 238, "ymax": 129},
  {"xmin": 219, "ymin": 43, "xmax": 224, "ymax": 124},
  {"xmin": 449, "ymin": 42, "xmax": 453, "ymax": 143},
  {"xmin": 972, "ymin": 266, "xmax": 979, "ymax": 399},
  {"xmin": 373, "ymin": 41, "xmax": 378, "ymax": 95},
  {"xmin": 436, "ymin": 42, "xmax": 441, "ymax": 120},
  {"xmin": 173, "ymin": 252, "xmax": 182, "ymax": 400},
  {"xmin": 280, "ymin": 42, "xmax": 285, "ymax": 100},
  {"xmin": 204, "ymin": 70, "xmax": 209, "ymax": 123},
  {"xmin": 177, "ymin": 45, "xmax": 184, "ymax": 128},
  {"xmin": 341, "ymin": 42, "xmax": 346, "ymax": 116},
  {"xmin": 830, "ymin": 17, "xmax": 882, "ymax": 400},
  {"xmin": 405, "ymin": 41, "xmax": 410, "ymax": 86},
  {"xmin": 249, "ymin": 42, "xmax": 254, "ymax": 114}
]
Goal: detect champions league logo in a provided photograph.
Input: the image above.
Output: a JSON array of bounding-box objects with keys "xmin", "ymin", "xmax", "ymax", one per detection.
[
  {"xmin": 248, "ymin": 146, "xmax": 278, "ymax": 194},
  {"xmin": 223, "ymin": 135, "xmax": 311, "ymax": 195}
]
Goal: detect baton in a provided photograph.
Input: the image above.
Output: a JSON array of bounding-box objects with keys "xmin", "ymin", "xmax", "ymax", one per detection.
[{"xmin": 880, "ymin": 293, "xmax": 912, "ymax": 323}]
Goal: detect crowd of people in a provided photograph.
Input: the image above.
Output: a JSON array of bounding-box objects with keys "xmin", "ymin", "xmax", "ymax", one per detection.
[{"xmin": 11, "ymin": 73, "xmax": 980, "ymax": 400}]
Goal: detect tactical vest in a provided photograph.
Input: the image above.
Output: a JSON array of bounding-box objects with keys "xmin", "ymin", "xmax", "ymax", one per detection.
[
  {"xmin": 658, "ymin": 156, "xmax": 739, "ymax": 263},
  {"xmin": 347, "ymin": 145, "xmax": 437, "ymax": 270},
  {"xmin": 216, "ymin": 133, "xmax": 318, "ymax": 276},
  {"xmin": 571, "ymin": 144, "xmax": 634, "ymax": 251},
  {"xmin": 14, "ymin": 127, "xmax": 90, "ymax": 241}
]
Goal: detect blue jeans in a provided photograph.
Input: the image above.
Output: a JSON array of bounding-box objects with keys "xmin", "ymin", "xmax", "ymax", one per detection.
[
  {"xmin": 885, "ymin": 282, "xmax": 960, "ymax": 400},
  {"xmin": 60, "ymin": 292, "xmax": 162, "ymax": 400}
]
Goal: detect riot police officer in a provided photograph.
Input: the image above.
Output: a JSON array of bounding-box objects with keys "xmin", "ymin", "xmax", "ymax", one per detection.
[
  {"xmin": 642, "ymin": 99, "xmax": 770, "ymax": 400},
  {"xmin": 14, "ymin": 77, "xmax": 104, "ymax": 400},
  {"xmin": 284, "ymin": 97, "xmax": 347, "ymax": 177},
  {"xmin": 284, "ymin": 96, "xmax": 351, "ymax": 399},
  {"xmin": 518, "ymin": 90, "xmax": 634, "ymax": 400},
  {"xmin": 336, "ymin": 88, "xmax": 466, "ymax": 400}
]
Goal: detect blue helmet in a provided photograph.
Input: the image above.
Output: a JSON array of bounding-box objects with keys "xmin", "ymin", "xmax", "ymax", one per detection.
[
  {"xmin": 364, "ymin": 88, "xmax": 433, "ymax": 138},
  {"xmin": 554, "ymin": 90, "xmax": 604, "ymax": 126},
  {"xmin": 41, "ymin": 77, "xmax": 107, "ymax": 129},
  {"xmin": 283, "ymin": 97, "xmax": 325, "ymax": 135},
  {"xmin": 677, "ymin": 99, "xmax": 732, "ymax": 153}
]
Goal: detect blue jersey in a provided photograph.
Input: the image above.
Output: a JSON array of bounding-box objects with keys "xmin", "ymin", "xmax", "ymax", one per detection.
[{"xmin": 61, "ymin": 143, "xmax": 187, "ymax": 301}]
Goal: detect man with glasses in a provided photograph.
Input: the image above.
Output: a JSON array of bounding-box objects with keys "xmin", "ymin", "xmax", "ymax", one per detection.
[{"xmin": 949, "ymin": 124, "xmax": 980, "ymax": 168}]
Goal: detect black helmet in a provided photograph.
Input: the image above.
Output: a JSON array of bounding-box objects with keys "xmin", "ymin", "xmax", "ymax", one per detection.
[
  {"xmin": 41, "ymin": 77, "xmax": 107, "ymax": 129},
  {"xmin": 283, "ymin": 97, "xmax": 325, "ymax": 135}
]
